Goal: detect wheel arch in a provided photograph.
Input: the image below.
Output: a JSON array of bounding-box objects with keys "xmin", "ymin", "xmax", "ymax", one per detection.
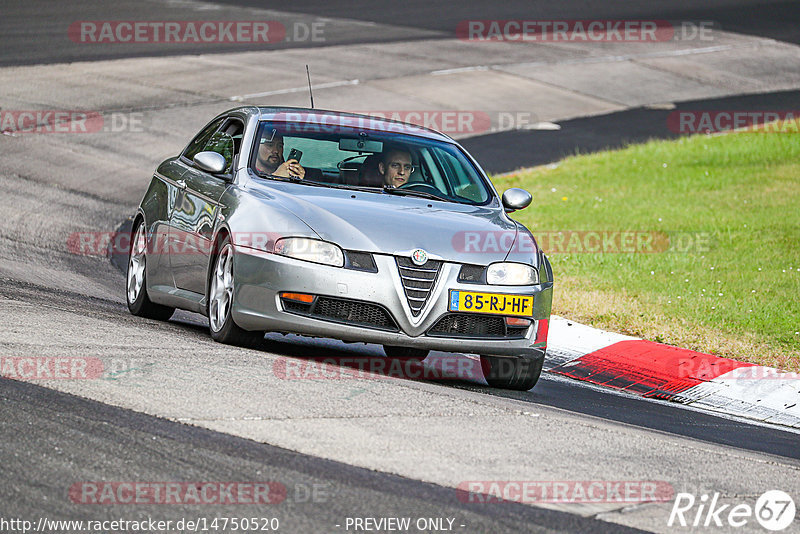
[
  {"xmin": 131, "ymin": 210, "xmax": 146, "ymax": 236},
  {"xmin": 204, "ymin": 225, "xmax": 233, "ymax": 303}
]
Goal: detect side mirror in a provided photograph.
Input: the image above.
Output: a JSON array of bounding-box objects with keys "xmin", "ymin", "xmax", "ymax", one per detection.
[
  {"xmin": 502, "ymin": 188, "xmax": 532, "ymax": 212},
  {"xmin": 193, "ymin": 151, "xmax": 227, "ymax": 174}
]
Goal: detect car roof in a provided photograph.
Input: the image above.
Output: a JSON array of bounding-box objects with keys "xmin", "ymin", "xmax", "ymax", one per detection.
[{"xmin": 248, "ymin": 106, "xmax": 455, "ymax": 143}]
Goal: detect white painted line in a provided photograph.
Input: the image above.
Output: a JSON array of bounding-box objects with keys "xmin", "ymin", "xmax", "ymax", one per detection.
[
  {"xmin": 431, "ymin": 66, "xmax": 489, "ymax": 76},
  {"xmin": 495, "ymin": 44, "xmax": 739, "ymax": 70},
  {"xmin": 230, "ymin": 79, "xmax": 360, "ymax": 102},
  {"xmin": 645, "ymin": 103, "xmax": 677, "ymax": 110},
  {"xmin": 523, "ymin": 121, "xmax": 561, "ymax": 131}
]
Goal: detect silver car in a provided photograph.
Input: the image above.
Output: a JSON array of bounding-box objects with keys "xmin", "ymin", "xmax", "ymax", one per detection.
[{"xmin": 126, "ymin": 107, "xmax": 553, "ymax": 390}]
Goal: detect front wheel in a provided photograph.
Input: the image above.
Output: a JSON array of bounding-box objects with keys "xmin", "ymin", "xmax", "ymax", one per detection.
[
  {"xmin": 126, "ymin": 220, "xmax": 174, "ymax": 321},
  {"xmin": 383, "ymin": 345, "xmax": 429, "ymax": 362},
  {"xmin": 208, "ymin": 237, "xmax": 263, "ymax": 347},
  {"xmin": 480, "ymin": 354, "xmax": 543, "ymax": 391}
]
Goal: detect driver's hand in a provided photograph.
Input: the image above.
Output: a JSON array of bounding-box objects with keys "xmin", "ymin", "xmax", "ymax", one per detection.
[{"xmin": 274, "ymin": 159, "xmax": 306, "ymax": 179}]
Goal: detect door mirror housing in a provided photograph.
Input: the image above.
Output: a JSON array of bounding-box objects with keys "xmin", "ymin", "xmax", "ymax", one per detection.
[
  {"xmin": 502, "ymin": 188, "xmax": 532, "ymax": 212},
  {"xmin": 193, "ymin": 151, "xmax": 227, "ymax": 174}
]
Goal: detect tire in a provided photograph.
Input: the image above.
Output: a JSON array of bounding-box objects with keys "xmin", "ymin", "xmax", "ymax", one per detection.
[
  {"xmin": 126, "ymin": 219, "xmax": 175, "ymax": 321},
  {"xmin": 382, "ymin": 345, "xmax": 429, "ymax": 362},
  {"xmin": 208, "ymin": 236, "xmax": 264, "ymax": 347},
  {"xmin": 480, "ymin": 354, "xmax": 544, "ymax": 391}
]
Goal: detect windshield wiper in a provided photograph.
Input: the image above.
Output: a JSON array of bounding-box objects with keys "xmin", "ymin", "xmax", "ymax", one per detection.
[
  {"xmin": 258, "ymin": 173, "xmax": 383, "ymax": 192},
  {"xmin": 382, "ymin": 186, "xmax": 445, "ymax": 201},
  {"xmin": 254, "ymin": 172, "xmax": 303, "ymax": 183}
]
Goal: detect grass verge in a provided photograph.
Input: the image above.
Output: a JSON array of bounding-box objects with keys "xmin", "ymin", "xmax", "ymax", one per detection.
[{"xmin": 492, "ymin": 129, "xmax": 800, "ymax": 371}]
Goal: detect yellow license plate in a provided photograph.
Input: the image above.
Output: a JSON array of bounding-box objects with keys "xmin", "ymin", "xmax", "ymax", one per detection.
[{"xmin": 448, "ymin": 290, "xmax": 534, "ymax": 317}]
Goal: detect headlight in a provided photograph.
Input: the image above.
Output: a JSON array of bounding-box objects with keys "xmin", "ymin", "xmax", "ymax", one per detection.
[
  {"xmin": 274, "ymin": 238, "xmax": 344, "ymax": 267},
  {"xmin": 486, "ymin": 262, "xmax": 539, "ymax": 285}
]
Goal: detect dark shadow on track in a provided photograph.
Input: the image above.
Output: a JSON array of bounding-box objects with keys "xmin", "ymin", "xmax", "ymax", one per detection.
[
  {"xmin": 0, "ymin": 378, "xmax": 645, "ymax": 533},
  {"xmin": 462, "ymin": 89, "xmax": 800, "ymax": 174},
  {"xmin": 453, "ymin": 375, "xmax": 800, "ymax": 461}
]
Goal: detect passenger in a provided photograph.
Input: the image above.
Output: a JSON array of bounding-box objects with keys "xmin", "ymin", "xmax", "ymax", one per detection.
[
  {"xmin": 255, "ymin": 133, "xmax": 306, "ymax": 179},
  {"xmin": 378, "ymin": 148, "xmax": 414, "ymax": 188}
]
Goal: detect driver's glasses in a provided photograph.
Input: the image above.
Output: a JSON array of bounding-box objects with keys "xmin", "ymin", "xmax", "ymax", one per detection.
[{"xmin": 389, "ymin": 162, "xmax": 414, "ymax": 173}]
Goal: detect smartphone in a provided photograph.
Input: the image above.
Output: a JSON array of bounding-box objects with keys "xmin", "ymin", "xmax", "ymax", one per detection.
[{"xmin": 287, "ymin": 148, "xmax": 303, "ymax": 163}]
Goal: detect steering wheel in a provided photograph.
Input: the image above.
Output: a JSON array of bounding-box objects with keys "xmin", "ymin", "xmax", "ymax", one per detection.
[
  {"xmin": 337, "ymin": 154, "xmax": 368, "ymax": 171},
  {"xmin": 401, "ymin": 182, "xmax": 441, "ymax": 195}
]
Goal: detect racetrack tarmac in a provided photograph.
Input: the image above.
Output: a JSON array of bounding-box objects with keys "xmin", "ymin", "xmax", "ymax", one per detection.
[
  {"xmin": 2, "ymin": 378, "xmax": 644, "ymax": 533},
  {"xmin": 2, "ymin": 2, "xmax": 799, "ymax": 532}
]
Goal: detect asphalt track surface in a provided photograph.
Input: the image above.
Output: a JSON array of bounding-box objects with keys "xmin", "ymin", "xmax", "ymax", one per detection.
[
  {"xmin": 1, "ymin": 378, "xmax": 639, "ymax": 533},
  {"xmin": 3, "ymin": 0, "xmax": 799, "ymax": 66},
  {"xmin": 2, "ymin": 2, "xmax": 800, "ymax": 533},
  {"xmin": 216, "ymin": 0, "xmax": 800, "ymax": 44}
]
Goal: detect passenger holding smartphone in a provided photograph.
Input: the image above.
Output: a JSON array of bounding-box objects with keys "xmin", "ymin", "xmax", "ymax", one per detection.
[{"xmin": 255, "ymin": 133, "xmax": 306, "ymax": 179}]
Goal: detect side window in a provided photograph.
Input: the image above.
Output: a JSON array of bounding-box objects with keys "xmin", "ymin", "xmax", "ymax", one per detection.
[
  {"xmin": 432, "ymin": 147, "xmax": 488, "ymax": 203},
  {"xmin": 183, "ymin": 118, "xmax": 224, "ymax": 161},
  {"xmin": 185, "ymin": 118, "xmax": 244, "ymax": 173},
  {"xmin": 204, "ymin": 131, "xmax": 236, "ymax": 172},
  {"xmin": 206, "ymin": 119, "xmax": 244, "ymax": 173}
]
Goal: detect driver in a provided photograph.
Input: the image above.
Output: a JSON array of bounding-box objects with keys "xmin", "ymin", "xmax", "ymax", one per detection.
[
  {"xmin": 255, "ymin": 132, "xmax": 306, "ymax": 179},
  {"xmin": 378, "ymin": 148, "xmax": 413, "ymax": 188}
]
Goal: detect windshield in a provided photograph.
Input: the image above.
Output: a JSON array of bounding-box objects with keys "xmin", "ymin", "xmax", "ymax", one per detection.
[{"xmin": 249, "ymin": 121, "xmax": 493, "ymax": 205}]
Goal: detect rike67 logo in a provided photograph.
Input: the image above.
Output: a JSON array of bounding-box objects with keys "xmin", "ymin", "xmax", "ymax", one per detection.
[{"xmin": 669, "ymin": 490, "xmax": 796, "ymax": 531}]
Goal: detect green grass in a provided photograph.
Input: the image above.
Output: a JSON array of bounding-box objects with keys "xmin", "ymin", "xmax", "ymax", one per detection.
[{"xmin": 492, "ymin": 130, "xmax": 800, "ymax": 369}]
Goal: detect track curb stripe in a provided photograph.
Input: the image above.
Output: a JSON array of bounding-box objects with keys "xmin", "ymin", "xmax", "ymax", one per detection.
[{"xmin": 546, "ymin": 317, "xmax": 800, "ymax": 429}]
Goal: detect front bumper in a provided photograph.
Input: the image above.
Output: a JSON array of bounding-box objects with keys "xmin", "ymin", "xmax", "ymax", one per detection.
[{"xmin": 231, "ymin": 248, "xmax": 553, "ymax": 358}]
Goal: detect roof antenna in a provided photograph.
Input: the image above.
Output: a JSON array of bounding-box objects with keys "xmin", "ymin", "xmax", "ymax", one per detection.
[{"xmin": 306, "ymin": 65, "xmax": 315, "ymax": 108}]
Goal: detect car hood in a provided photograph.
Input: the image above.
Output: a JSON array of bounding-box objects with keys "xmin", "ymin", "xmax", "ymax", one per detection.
[{"xmin": 249, "ymin": 181, "xmax": 523, "ymax": 263}]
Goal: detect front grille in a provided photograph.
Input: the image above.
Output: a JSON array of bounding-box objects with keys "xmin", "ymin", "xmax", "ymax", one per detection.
[
  {"xmin": 427, "ymin": 313, "xmax": 529, "ymax": 339},
  {"xmin": 396, "ymin": 256, "xmax": 442, "ymax": 317},
  {"xmin": 281, "ymin": 296, "xmax": 398, "ymax": 331}
]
